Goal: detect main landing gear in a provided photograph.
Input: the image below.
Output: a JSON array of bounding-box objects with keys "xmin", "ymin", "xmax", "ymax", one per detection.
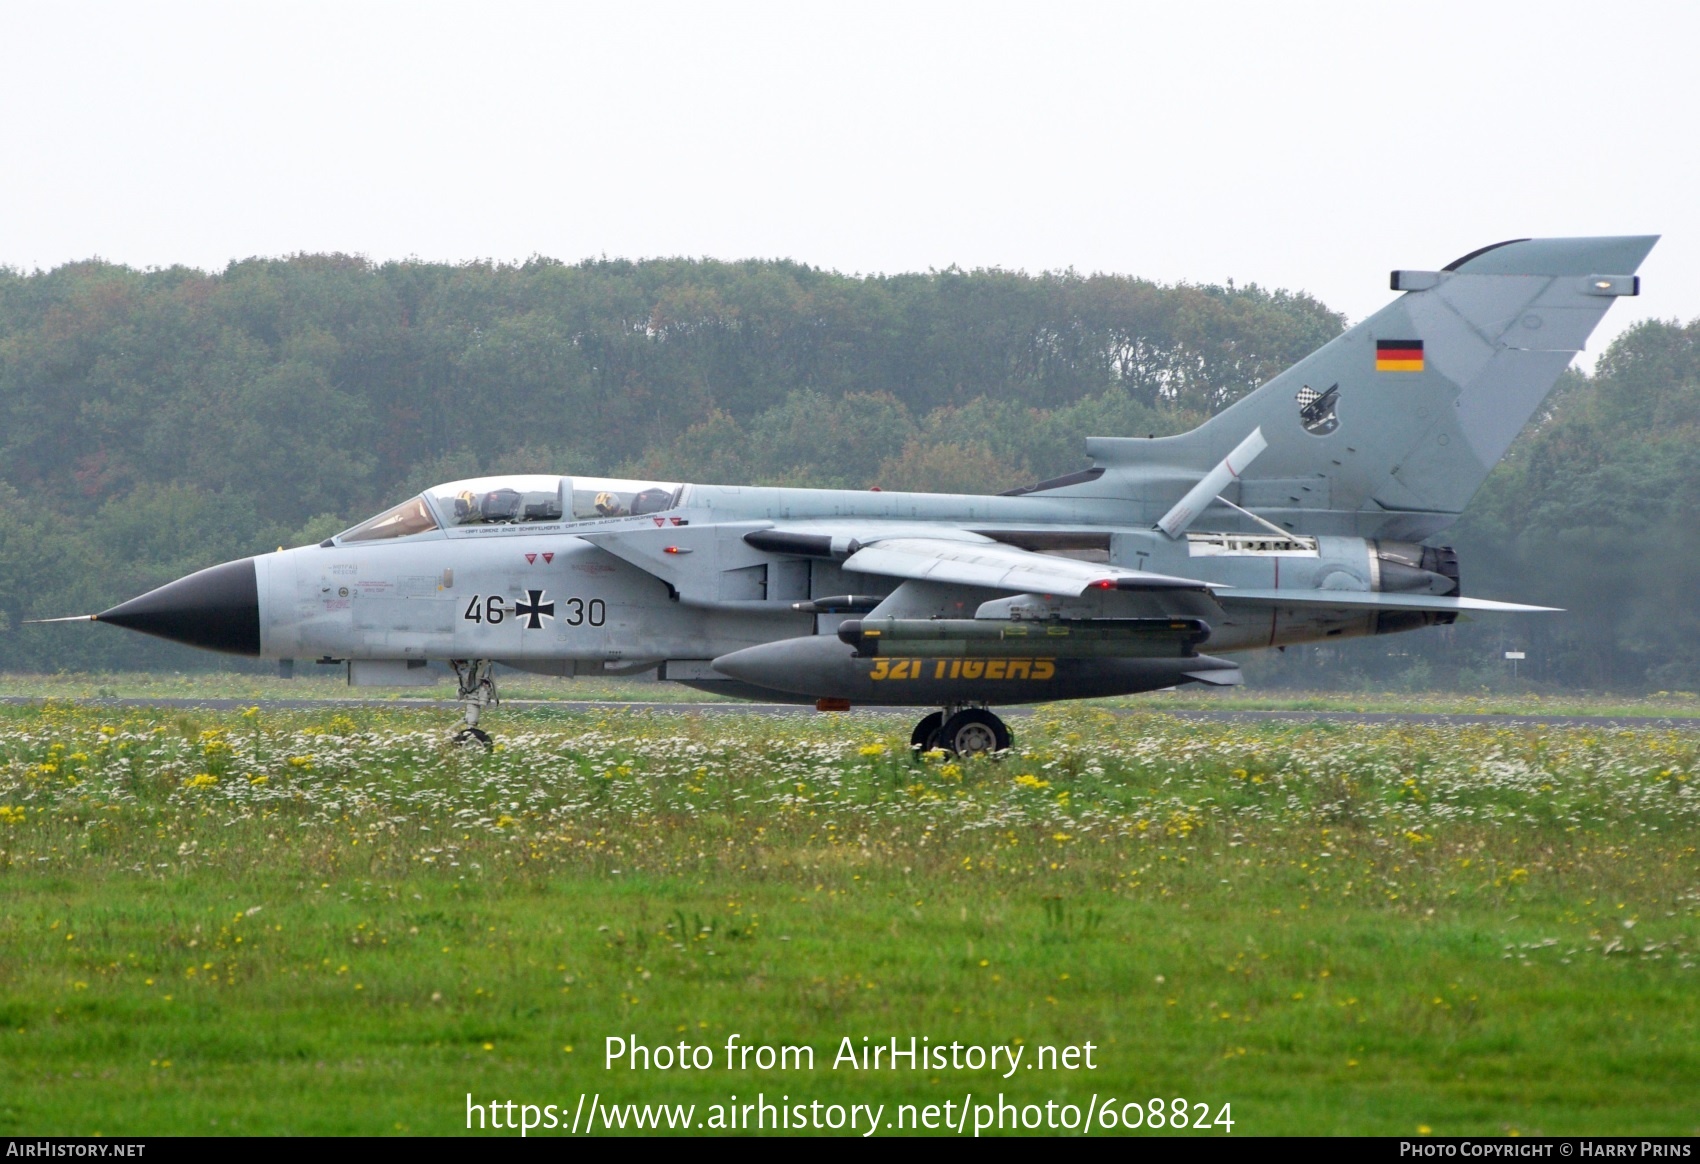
[
  {"xmin": 911, "ymin": 706, "xmax": 1012, "ymax": 757},
  {"xmin": 451, "ymin": 659, "xmax": 497, "ymax": 749}
]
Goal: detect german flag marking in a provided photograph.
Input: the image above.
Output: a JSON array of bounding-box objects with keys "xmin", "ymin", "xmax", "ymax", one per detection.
[{"xmin": 1376, "ymin": 338, "xmax": 1423, "ymax": 372}]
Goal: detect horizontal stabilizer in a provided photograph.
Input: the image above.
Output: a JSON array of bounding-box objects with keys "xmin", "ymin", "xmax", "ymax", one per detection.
[{"xmin": 1218, "ymin": 589, "xmax": 1559, "ymax": 614}]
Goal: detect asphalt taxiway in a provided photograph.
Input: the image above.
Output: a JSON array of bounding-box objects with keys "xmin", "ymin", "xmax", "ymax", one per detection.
[{"xmin": 2, "ymin": 695, "xmax": 1695, "ymax": 731}]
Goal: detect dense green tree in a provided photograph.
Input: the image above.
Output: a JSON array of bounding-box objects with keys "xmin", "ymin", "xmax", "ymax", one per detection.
[
  {"xmin": 0, "ymin": 256, "xmax": 1335, "ymax": 526},
  {"xmin": 1444, "ymin": 323, "xmax": 1700, "ymax": 689},
  {"xmin": 875, "ymin": 441, "xmax": 1032, "ymax": 495}
]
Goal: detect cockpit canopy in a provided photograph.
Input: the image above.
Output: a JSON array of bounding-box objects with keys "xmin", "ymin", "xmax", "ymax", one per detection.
[
  {"xmin": 432, "ymin": 475, "xmax": 567, "ymax": 526},
  {"xmin": 335, "ymin": 475, "xmax": 682, "ymax": 543}
]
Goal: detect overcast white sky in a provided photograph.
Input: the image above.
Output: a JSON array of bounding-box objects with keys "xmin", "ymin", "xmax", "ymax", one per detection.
[{"xmin": 1, "ymin": 1, "xmax": 1692, "ymax": 366}]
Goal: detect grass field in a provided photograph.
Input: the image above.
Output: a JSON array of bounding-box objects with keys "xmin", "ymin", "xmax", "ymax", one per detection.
[{"xmin": 0, "ymin": 700, "xmax": 1695, "ymax": 1136}]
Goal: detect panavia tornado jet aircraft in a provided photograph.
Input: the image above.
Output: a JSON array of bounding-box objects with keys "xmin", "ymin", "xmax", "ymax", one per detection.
[{"xmin": 48, "ymin": 236, "xmax": 1656, "ymax": 753}]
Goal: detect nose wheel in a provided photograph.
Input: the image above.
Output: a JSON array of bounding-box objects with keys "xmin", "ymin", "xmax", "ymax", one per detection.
[
  {"xmin": 911, "ymin": 707, "xmax": 1011, "ymax": 757},
  {"xmin": 450, "ymin": 659, "xmax": 498, "ymax": 750},
  {"xmin": 454, "ymin": 726, "xmax": 493, "ymax": 748}
]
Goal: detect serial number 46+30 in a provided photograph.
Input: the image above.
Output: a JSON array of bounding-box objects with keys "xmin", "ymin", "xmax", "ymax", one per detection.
[{"xmin": 461, "ymin": 594, "xmax": 605, "ymax": 627}]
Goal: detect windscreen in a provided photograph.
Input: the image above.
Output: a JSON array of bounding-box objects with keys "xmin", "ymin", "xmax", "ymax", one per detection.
[{"xmin": 337, "ymin": 495, "xmax": 440, "ymax": 543}]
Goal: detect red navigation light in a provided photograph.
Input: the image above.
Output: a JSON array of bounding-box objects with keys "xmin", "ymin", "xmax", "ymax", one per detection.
[{"xmin": 1091, "ymin": 579, "xmax": 1117, "ymax": 589}]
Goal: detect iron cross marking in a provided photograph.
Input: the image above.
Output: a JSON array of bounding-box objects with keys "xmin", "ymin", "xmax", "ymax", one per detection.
[{"xmin": 514, "ymin": 590, "xmax": 555, "ymax": 630}]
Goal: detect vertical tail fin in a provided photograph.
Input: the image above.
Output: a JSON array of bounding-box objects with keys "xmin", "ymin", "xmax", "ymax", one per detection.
[{"xmin": 1081, "ymin": 235, "xmax": 1658, "ymax": 540}]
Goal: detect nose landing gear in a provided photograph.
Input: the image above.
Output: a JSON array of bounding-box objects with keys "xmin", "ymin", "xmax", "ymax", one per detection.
[
  {"xmin": 451, "ymin": 659, "xmax": 498, "ymax": 748},
  {"xmin": 910, "ymin": 706, "xmax": 1011, "ymax": 757}
]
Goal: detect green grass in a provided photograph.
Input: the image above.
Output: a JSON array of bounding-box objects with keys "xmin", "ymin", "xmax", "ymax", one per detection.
[{"xmin": 0, "ymin": 703, "xmax": 1695, "ymax": 1136}]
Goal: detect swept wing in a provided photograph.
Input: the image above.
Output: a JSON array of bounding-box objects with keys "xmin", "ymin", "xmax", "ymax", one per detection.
[{"xmin": 839, "ymin": 537, "xmax": 1213, "ymax": 597}]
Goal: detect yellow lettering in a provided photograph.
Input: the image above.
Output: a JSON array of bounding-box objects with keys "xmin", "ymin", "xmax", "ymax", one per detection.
[
  {"xmin": 934, "ymin": 660, "xmax": 947, "ymax": 679},
  {"xmin": 963, "ymin": 660, "xmax": 985, "ymax": 679},
  {"xmin": 1007, "ymin": 659, "xmax": 1032, "ymax": 680},
  {"xmin": 1033, "ymin": 659, "xmax": 1055, "ymax": 680},
  {"xmin": 950, "ymin": 660, "xmax": 962, "ymax": 679},
  {"xmin": 869, "ymin": 658, "xmax": 890, "ymax": 680},
  {"xmin": 985, "ymin": 660, "xmax": 1006, "ymax": 680}
]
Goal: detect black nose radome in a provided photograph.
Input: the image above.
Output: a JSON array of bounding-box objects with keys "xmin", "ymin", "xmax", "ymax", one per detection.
[{"xmin": 98, "ymin": 557, "xmax": 260, "ymax": 656}]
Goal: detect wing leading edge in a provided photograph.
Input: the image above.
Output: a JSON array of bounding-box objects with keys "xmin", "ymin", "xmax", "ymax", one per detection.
[{"xmin": 841, "ymin": 537, "xmax": 1214, "ymax": 597}]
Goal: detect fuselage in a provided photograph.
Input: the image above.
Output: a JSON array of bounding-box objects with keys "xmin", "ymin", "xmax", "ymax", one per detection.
[{"xmin": 238, "ymin": 479, "xmax": 1450, "ymax": 705}]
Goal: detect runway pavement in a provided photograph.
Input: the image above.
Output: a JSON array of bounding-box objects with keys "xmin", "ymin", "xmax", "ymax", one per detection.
[{"xmin": 3, "ymin": 694, "xmax": 1696, "ymax": 730}]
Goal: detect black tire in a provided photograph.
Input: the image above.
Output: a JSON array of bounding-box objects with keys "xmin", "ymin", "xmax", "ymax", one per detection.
[
  {"xmin": 938, "ymin": 709, "xmax": 1010, "ymax": 757},
  {"xmin": 454, "ymin": 726, "xmax": 493, "ymax": 750},
  {"xmin": 910, "ymin": 711, "xmax": 944, "ymax": 754}
]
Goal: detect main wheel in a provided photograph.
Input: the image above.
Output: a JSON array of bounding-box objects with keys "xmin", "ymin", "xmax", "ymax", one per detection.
[
  {"xmin": 937, "ymin": 709, "xmax": 1010, "ymax": 757},
  {"xmin": 910, "ymin": 711, "xmax": 944, "ymax": 754},
  {"xmin": 454, "ymin": 726, "xmax": 493, "ymax": 750}
]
